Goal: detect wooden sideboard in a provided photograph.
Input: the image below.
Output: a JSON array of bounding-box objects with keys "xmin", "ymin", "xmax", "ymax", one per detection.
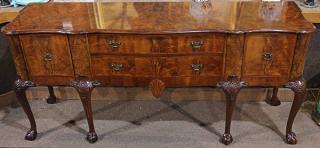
[{"xmin": 1, "ymin": 1, "xmax": 315, "ymax": 145}]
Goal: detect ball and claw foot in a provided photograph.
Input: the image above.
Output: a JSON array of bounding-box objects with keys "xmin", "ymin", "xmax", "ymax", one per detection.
[
  {"xmin": 86, "ymin": 132, "xmax": 98, "ymax": 143},
  {"xmin": 221, "ymin": 133, "xmax": 233, "ymax": 145},
  {"xmin": 286, "ymin": 132, "xmax": 297, "ymax": 145},
  {"xmin": 25, "ymin": 129, "xmax": 37, "ymax": 141}
]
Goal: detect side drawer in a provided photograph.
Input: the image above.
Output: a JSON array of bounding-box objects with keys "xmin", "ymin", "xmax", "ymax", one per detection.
[
  {"xmin": 242, "ymin": 33, "xmax": 297, "ymax": 86},
  {"xmin": 19, "ymin": 34, "xmax": 74, "ymax": 84}
]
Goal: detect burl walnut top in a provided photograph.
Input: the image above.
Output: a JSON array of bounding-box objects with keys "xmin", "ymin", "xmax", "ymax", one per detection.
[{"xmin": 2, "ymin": 0, "xmax": 315, "ymax": 35}]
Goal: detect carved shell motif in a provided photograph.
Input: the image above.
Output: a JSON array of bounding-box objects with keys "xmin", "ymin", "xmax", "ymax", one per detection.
[{"xmin": 149, "ymin": 79, "xmax": 165, "ymax": 98}]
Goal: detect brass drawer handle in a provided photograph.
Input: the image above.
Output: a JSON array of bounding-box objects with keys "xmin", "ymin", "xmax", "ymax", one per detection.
[
  {"xmin": 263, "ymin": 52, "xmax": 273, "ymax": 61},
  {"xmin": 43, "ymin": 52, "xmax": 53, "ymax": 62},
  {"xmin": 108, "ymin": 40, "xmax": 121, "ymax": 48},
  {"xmin": 191, "ymin": 63, "xmax": 203, "ymax": 71},
  {"xmin": 110, "ymin": 63, "xmax": 123, "ymax": 71},
  {"xmin": 191, "ymin": 40, "xmax": 203, "ymax": 50}
]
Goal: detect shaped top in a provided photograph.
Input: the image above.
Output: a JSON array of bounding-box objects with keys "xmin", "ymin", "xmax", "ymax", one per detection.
[{"xmin": 2, "ymin": 0, "xmax": 316, "ymax": 35}]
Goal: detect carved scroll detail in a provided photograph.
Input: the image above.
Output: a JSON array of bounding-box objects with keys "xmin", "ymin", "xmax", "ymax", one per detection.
[
  {"xmin": 70, "ymin": 78, "xmax": 101, "ymax": 100},
  {"xmin": 14, "ymin": 78, "xmax": 35, "ymax": 92},
  {"xmin": 284, "ymin": 79, "xmax": 306, "ymax": 93}
]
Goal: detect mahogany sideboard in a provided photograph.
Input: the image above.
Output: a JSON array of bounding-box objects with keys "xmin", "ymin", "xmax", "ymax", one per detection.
[{"xmin": 1, "ymin": 1, "xmax": 316, "ymax": 145}]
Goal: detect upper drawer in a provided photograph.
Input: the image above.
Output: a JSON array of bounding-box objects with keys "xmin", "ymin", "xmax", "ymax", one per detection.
[
  {"xmin": 88, "ymin": 34, "xmax": 225, "ymax": 54},
  {"xmin": 19, "ymin": 34, "xmax": 74, "ymax": 78},
  {"xmin": 155, "ymin": 34, "xmax": 225, "ymax": 53},
  {"xmin": 243, "ymin": 33, "xmax": 296, "ymax": 78},
  {"xmin": 88, "ymin": 34, "xmax": 153, "ymax": 54}
]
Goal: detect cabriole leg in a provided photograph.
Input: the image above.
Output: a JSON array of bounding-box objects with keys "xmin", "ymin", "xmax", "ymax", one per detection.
[
  {"xmin": 217, "ymin": 76, "xmax": 246, "ymax": 145},
  {"xmin": 284, "ymin": 79, "xmax": 306, "ymax": 144},
  {"xmin": 13, "ymin": 78, "xmax": 37, "ymax": 141},
  {"xmin": 46, "ymin": 86, "xmax": 57, "ymax": 104},
  {"xmin": 266, "ymin": 87, "xmax": 281, "ymax": 106},
  {"xmin": 70, "ymin": 78, "xmax": 100, "ymax": 143}
]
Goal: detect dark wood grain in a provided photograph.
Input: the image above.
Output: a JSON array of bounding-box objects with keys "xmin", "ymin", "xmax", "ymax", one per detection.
[
  {"xmin": 224, "ymin": 34, "xmax": 244, "ymax": 80},
  {"xmin": 7, "ymin": 36, "xmax": 28, "ymax": 80},
  {"xmin": 290, "ymin": 34, "xmax": 312, "ymax": 80},
  {"xmin": 69, "ymin": 35, "xmax": 91, "ymax": 78}
]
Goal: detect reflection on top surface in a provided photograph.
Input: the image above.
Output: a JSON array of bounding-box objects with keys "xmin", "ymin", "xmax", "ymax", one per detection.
[{"xmin": 3, "ymin": 0, "xmax": 315, "ymax": 34}]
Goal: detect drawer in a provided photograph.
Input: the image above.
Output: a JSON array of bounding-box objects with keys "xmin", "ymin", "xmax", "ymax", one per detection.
[
  {"xmin": 19, "ymin": 34, "xmax": 74, "ymax": 78},
  {"xmin": 159, "ymin": 55, "xmax": 223, "ymax": 77},
  {"xmin": 88, "ymin": 34, "xmax": 225, "ymax": 54},
  {"xmin": 88, "ymin": 34, "xmax": 153, "ymax": 54},
  {"xmin": 91, "ymin": 56, "xmax": 155, "ymax": 77},
  {"xmin": 242, "ymin": 33, "xmax": 297, "ymax": 86},
  {"xmin": 156, "ymin": 34, "xmax": 225, "ymax": 53}
]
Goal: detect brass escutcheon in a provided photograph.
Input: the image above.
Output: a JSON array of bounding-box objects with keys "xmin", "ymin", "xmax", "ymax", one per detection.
[
  {"xmin": 191, "ymin": 40, "xmax": 204, "ymax": 51},
  {"xmin": 110, "ymin": 63, "xmax": 123, "ymax": 71},
  {"xmin": 263, "ymin": 52, "xmax": 273, "ymax": 61},
  {"xmin": 191, "ymin": 63, "xmax": 203, "ymax": 71},
  {"xmin": 43, "ymin": 52, "xmax": 53, "ymax": 62},
  {"xmin": 108, "ymin": 40, "xmax": 121, "ymax": 48}
]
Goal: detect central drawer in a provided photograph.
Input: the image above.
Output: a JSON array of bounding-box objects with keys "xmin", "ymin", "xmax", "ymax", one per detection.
[
  {"xmin": 91, "ymin": 54, "xmax": 223, "ymax": 86},
  {"xmin": 88, "ymin": 34, "xmax": 225, "ymax": 54}
]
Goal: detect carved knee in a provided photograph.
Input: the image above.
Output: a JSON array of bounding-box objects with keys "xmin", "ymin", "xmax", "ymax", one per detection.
[
  {"xmin": 14, "ymin": 78, "xmax": 35, "ymax": 93},
  {"xmin": 217, "ymin": 76, "xmax": 247, "ymax": 95}
]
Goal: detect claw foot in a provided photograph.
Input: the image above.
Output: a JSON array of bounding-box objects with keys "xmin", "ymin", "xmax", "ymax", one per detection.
[
  {"xmin": 25, "ymin": 129, "xmax": 37, "ymax": 141},
  {"xmin": 286, "ymin": 132, "xmax": 297, "ymax": 144},
  {"xmin": 86, "ymin": 132, "xmax": 98, "ymax": 143},
  {"xmin": 221, "ymin": 133, "xmax": 233, "ymax": 145}
]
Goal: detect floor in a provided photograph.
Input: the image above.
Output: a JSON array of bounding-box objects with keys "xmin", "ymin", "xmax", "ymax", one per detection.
[{"xmin": 0, "ymin": 99, "xmax": 319, "ymax": 148}]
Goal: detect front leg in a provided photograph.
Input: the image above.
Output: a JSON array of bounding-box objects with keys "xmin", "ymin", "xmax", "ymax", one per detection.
[
  {"xmin": 284, "ymin": 79, "xmax": 306, "ymax": 144},
  {"xmin": 13, "ymin": 78, "xmax": 37, "ymax": 140},
  {"xmin": 217, "ymin": 76, "xmax": 246, "ymax": 145},
  {"xmin": 70, "ymin": 78, "xmax": 100, "ymax": 143}
]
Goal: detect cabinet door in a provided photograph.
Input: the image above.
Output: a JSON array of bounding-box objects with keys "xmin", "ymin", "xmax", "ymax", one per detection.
[
  {"xmin": 20, "ymin": 34, "xmax": 74, "ymax": 79},
  {"xmin": 242, "ymin": 33, "xmax": 296, "ymax": 86}
]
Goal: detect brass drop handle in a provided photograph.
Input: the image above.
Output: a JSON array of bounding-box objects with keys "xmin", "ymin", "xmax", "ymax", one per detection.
[
  {"xmin": 191, "ymin": 40, "xmax": 203, "ymax": 50},
  {"xmin": 108, "ymin": 40, "xmax": 121, "ymax": 48},
  {"xmin": 263, "ymin": 52, "xmax": 273, "ymax": 61},
  {"xmin": 191, "ymin": 63, "xmax": 203, "ymax": 71},
  {"xmin": 43, "ymin": 52, "xmax": 53, "ymax": 62},
  {"xmin": 110, "ymin": 63, "xmax": 123, "ymax": 71}
]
